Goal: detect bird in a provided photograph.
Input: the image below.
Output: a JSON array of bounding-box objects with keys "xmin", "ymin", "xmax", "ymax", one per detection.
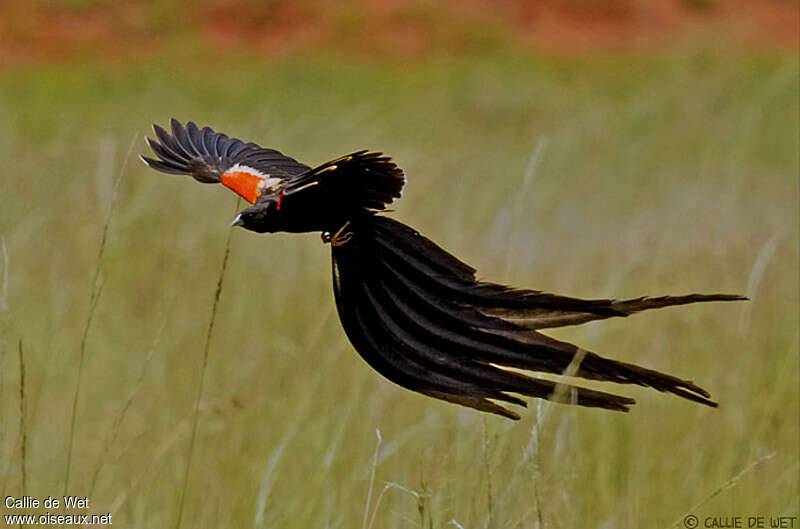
[{"xmin": 141, "ymin": 119, "xmax": 745, "ymax": 420}]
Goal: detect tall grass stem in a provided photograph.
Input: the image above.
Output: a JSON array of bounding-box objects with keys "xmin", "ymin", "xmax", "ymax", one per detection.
[
  {"xmin": 18, "ymin": 339, "xmax": 27, "ymax": 494},
  {"xmin": 64, "ymin": 134, "xmax": 134, "ymax": 495},
  {"xmin": 174, "ymin": 198, "xmax": 239, "ymax": 529},
  {"xmin": 1, "ymin": 236, "xmax": 8, "ymax": 311},
  {"xmin": 666, "ymin": 452, "xmax": 776, "ymax": 529},
  {"xmin": 362, "ymin": 428, "xmax": 382, "ymax": 529}
]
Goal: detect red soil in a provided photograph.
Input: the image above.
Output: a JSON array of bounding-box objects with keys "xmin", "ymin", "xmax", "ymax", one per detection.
[{"xmin": 0, "ymin": 0, "xmax": 797, "ymax": 65}]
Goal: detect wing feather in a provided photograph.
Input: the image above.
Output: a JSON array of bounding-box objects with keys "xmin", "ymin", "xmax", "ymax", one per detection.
[
  {"xmin": 141, "ymin": 119, "xmax": 310, "ymax": 184},
  {"xmin": 184, "ymin": 121, "xmax": 207, "ymax": 156},
  {"xmin": 282, "ymin": 150, "xmax": 405, "ymax": 213},
  {"xmin": 170, "ymin": 119, "xmax": 196, "ymax": 158},
  {"xmin": 152, "ymin": 124, "xmax": 189, "ymax": 162},
  {"xmin": 139, "ymin": 157, "xmax": 186, "ymax": 175}
]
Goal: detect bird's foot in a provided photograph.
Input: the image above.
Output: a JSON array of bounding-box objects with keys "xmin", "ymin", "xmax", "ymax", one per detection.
[
  {"xmin": 332, "ymin": 231, "xmax": 353, "ymax": 247},
  {"xmin": 323, "ymin": 221, "xmax": 353, "ymax": 247}
]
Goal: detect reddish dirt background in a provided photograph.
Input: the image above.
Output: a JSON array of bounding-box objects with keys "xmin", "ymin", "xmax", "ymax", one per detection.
[{"xmin": 1, "ymin": 0, "xmax": 797, "ymax": 64}]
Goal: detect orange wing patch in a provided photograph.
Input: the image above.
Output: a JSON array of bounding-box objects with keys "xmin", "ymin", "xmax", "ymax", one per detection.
[
  {"xmin": 221, "ymin": 171, "xmax": 264, "ymax": 204},
  {"xmin": 220, "ymin": 164, "xmax": 273, "ymax": 204}
]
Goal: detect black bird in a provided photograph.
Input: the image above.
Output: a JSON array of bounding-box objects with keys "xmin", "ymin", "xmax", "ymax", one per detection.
[{"xmin": 141, "ymin": 119, "xmax": 745, "ymax": 420}]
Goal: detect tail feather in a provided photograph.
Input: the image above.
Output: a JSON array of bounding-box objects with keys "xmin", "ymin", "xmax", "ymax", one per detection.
[
  {"xmin": 327, "ymin": 216, "xmax": 742, "ymax": 418},
  {"xmin": 372, "ymin": 216, "xmax": 626, "ymax": 316},
  {"xmin": 369, "ymin": 216, "xmax": 745, "ymax": 330},
  {"xmin": 333, "ymin": 235, "xmax": 638, "ymax": 419},
  {"xmin": 372, "ymin": 227, "xmax": 719, "ymax": 407},
  {"xmin": 482, "ymin": 293, "xmax": 747, "ymax": 330}
]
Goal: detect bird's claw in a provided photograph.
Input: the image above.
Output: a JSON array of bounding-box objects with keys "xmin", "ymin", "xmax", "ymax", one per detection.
[
  {"xmin": 331, "ymin": 231, "xmax": 353, "ymax": 247},
  {"xmin": 322, "ymin": 221, "xmax": 353, "ymax": 247}
]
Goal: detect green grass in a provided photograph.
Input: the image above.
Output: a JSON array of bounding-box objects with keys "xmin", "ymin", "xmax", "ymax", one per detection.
[{"xmin": 0, "ymin": 49, "xmax": 797, "ymax": 528}]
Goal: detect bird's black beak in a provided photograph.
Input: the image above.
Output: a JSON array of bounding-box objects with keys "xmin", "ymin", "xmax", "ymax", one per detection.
[{"xmin": 231, "ymin": 214, "xmax": 244, "ymax": 227}]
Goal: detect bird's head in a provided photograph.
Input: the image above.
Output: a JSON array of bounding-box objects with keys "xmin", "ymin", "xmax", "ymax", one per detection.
[{"xmin": 231, "ymin": 197, "xmax": 282, "ymax": 233}]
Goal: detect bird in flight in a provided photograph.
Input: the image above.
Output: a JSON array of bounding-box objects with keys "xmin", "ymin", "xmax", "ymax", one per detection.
[{"xmin": 141, "ymin": 119, "xmax": 744, "ymax": 420}]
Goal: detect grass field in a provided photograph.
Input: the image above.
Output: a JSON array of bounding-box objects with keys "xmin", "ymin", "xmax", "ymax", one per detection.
[{"xmin": 0, "ymin": 50, "xmax": 797, "ymax": 528}]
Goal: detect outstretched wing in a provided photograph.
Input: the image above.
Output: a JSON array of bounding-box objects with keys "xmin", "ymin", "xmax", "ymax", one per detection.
[
  {"xmin": 332, "ymin": 216, "xmax": 745, "ymax": 419},
  {"xmin": 280, "ymin": 150, "xmax": 405, "ymax": 212},
  {"xmin": 140, "ymin": 119, "xmax": 310, "ymax": 202}
]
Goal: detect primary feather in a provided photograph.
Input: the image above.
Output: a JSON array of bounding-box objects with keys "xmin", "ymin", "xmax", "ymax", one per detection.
[{"xmin": 140, "ymin": 119, "xmax": 309, "ymax": 183}]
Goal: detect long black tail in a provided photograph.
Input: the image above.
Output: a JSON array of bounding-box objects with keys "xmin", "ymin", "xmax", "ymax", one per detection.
[{"xmin": 331, "ymin": 215, "xmax": 745, "ymax": 420}]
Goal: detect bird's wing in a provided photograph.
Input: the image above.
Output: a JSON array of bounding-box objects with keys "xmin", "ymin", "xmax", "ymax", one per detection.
[
  {"xmin": 278, "ymin": 150, "xmax": 405, "ymax": 212},
  {"xmin": 332, "ymin": 216, "xmax": 743, "ymax": 419},
  {"xmin": 140, "ymin": 119, "xmax": 310, "ymax": 203}
]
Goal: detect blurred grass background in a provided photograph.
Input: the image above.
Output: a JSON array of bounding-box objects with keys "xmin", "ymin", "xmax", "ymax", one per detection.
[{"xmin": 0, "ymin": 2, "xmax": 798, "ymax": 528}]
